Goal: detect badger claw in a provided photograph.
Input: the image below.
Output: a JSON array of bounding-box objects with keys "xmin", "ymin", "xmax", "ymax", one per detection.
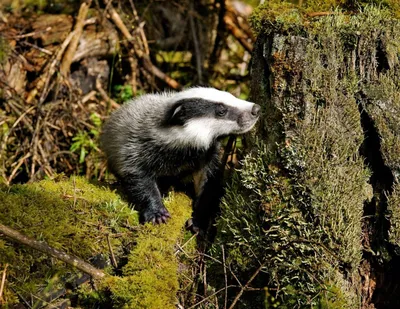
[{"xmin": 142, "ymin": 207, "xmax": 171, "ymax": 225}]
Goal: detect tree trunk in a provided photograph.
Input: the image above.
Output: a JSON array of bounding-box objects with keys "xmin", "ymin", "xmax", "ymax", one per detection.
[{"xmin": 215, "ymin": 5, "xmax": 400, "ymax": 308}]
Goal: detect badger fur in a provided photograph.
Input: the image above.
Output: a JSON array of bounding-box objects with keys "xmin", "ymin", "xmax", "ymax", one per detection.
[{"xmin": 100, "ymin": 87, "xmax": 260, "ymax": 232}]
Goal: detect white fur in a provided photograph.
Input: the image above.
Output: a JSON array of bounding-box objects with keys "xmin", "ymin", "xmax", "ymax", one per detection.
[
  {"xmin": 161, "ymin": 117, "xmax": 240, "ymax": 148},
  {"xmin": 172, "ymin": 87, "xmax": 254, "ymax": 111}
]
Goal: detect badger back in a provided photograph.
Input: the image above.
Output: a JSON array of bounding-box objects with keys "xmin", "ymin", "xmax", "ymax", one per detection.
[{"xmin": 100, "ymin": 94, "xmax": 172, "ymax": 176}]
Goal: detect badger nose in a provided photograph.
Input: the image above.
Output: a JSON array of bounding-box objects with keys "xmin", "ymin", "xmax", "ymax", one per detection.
[{"xmin": 251, "ymin": 104, "xmax": 261, "ymax": 117}]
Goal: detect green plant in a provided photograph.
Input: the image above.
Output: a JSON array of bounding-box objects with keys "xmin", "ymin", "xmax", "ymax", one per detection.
[
  {"xmin": 113, "ymin": 85, "xmax": 136, "ymax": 103},
  {"xmin": 70, "ymin": 113, "xmax": 102, "ymax": 163}
]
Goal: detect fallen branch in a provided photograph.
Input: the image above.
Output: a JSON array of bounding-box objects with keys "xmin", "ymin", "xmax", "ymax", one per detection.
[
  {"xmin": 60, "ymin": 0, "xmax": 92, "ymax": 76},
  {"xmin": 0, "ymin": 223, "xmax": 105, "ymax": 279}
]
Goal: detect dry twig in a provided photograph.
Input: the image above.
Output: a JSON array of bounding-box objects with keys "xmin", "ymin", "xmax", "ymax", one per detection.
[
  {"xmin": 0, "ymin": 264, "xmax": 8, "ymax": 304},
  {"xmin": 60, "ymin": 0, "xmax": 92, "ymax": 76},
  {"xmin": 106, "ymin": 234, "xmax": 118, "ymax": 268},
  {"xmin": 26, "ymin": 30, "xmax": 75, "ymax": 103},
  {"xmin": 105, "ymin": 1, "xmax": 181, "ymax": 89},
  {"xmin": 96, "ymin": 79, "xmax": 120, "ymax": 109},
  {"xmin": 228, "ymin": 263, "xmax": 265, "ymax": 309}
]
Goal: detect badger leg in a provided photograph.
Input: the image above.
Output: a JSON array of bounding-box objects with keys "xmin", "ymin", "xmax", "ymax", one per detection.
[
  {"xmin": 122, "ymin": 174, "xmax": 170, "ymax": 224},
  {"xmin": 189, "ymin": 165, "xmax": 223, "ymax": 237}
]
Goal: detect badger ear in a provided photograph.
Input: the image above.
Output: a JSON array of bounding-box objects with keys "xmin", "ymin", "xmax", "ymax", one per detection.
[{"xmin": 167, "ymin": 103, "xmax": 186, "ymax": 126}]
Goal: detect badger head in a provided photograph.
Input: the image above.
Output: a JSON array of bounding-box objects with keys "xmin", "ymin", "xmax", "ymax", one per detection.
[{"xmin": 163, "ymin": 88, "xmax": 261, "ymax": 148}]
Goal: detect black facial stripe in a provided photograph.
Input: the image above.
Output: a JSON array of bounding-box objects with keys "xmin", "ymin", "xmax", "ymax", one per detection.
[{"xmin": 164, "ymin": 98, "xmax": 244, "ymax": 126}]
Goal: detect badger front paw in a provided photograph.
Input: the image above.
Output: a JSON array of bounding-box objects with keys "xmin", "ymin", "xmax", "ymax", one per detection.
[{"xmin": 142, "ymin": 207, "xmax": 171, "ymax": 224}]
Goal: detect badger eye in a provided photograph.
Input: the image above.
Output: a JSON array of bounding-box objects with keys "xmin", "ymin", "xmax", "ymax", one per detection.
[{"xmin": 216, "ymin": 104, "xmax": 228, "ymax": 117}]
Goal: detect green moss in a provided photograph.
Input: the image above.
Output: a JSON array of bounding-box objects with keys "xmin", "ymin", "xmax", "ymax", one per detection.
[
  {"xmin": 108, "ymin": 193, "xmax": 192, "ymax": 309},
  {"xmin": 250, "ymin": 0, "xmax": 400, "ymax": 35},
  {"xmin": 0, "ymin": 177, "xmax": 137, "ymax": 303},
  {"xmin": 388, "ymin": 184, "xmax": 400, "ymax": 247},
  {"xmin": 250, "ymin": 1, "xmax": 304, "ymax": 35},
  {"xmin": 363, "ymin": 72, "xmax": 400, "ymax": 176}
]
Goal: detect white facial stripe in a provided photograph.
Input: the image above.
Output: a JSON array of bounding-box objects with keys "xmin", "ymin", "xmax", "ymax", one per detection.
[
  {"xmin": 172, "ymin": 87, "xmax": 254, "ymax": 111},
  {"xmin": 162, "ymin": 117, "xmax": 239, "ymax": 149}
]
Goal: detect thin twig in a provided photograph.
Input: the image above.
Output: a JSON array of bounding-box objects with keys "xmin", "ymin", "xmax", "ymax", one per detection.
[
  {"xmin": 0, "ymin": 105, "xmax": 35, "ymax": 169},
  {"xmin": 188, "ymin": 285, "xmax": 236, "ymax": 309},
  {"xmin": 21, "ymin": 41, "xmax": 53, "ymax": 55},
  {"xmin": 228, "ymin": 263, "xmax": 264, "ymax": 309},
  {"xmin": 222, "ymin": 245, "xmax": 228, "ymax": 309},
  {"xmin": 175, "ymin": 232, "xmax": 198, "ymax": 255},
  {"xmin": 13, "ymin": 27, "xmax": 52, "ymax": 39},
  {"xmin": 105, "ymin": 1, "xmax": 181, "ymax": 89},
  {"xmin": 26, "ymin": 29, "xmax": 76, "ymax": 103},
  {"xmin": 106, "ymin": 234, "xmax": 118, "ymax": 268},
  {"xmin": 7, "ymin": 152, "xmax": 31, "ymax": 185},
  {"xmin": 96, "ymin": 79, "xmax": 120, "ymax": 109},
  {"xmin": 82, "ymin": 90, "xmax": 97, "ymax": 104},
  {"xmin": 0, "ymin": 223, "xmax": 105, "ymax": 279},
  {"xmin": 224, "ymin": 14, "xmax": 253, "ymax": 52},
  {"xmin": 0, "ymin": 264, "xmax": 8, "ymax": 304}
]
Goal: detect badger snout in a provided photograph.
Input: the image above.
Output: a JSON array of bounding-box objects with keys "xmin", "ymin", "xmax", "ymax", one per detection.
[
  {"xmin": 251, "ymin": 104, "xmax": 261, "ymax": 117},
  {"xmin": 235, "ymin": 103, "xmax": 261, "ymax": 133}
]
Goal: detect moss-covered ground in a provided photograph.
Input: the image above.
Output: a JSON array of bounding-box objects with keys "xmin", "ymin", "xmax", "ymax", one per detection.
[{"xmin": 0, "ymin": 177, "xmax": 192, "ymax": 308}]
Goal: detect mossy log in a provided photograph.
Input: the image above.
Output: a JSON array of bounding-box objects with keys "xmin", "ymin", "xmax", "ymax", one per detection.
[
  {"xmin": 212, "ymin": 4, "xmax": 400, "ymax": 309},
  {"xmin": 0, "ymin": 177, "xmax": 192, "ymax": 308}
]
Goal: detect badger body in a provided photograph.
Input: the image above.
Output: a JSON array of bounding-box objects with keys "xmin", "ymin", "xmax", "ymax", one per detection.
[{"xmin": 100, "ymin": 87, "xmax": 260, "ymax": 231}]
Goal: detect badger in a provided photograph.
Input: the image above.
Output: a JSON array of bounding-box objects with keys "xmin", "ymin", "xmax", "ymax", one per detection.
[{"xmin": 100, "ymin": 87, "xmax": 260, "ymax": 232}]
